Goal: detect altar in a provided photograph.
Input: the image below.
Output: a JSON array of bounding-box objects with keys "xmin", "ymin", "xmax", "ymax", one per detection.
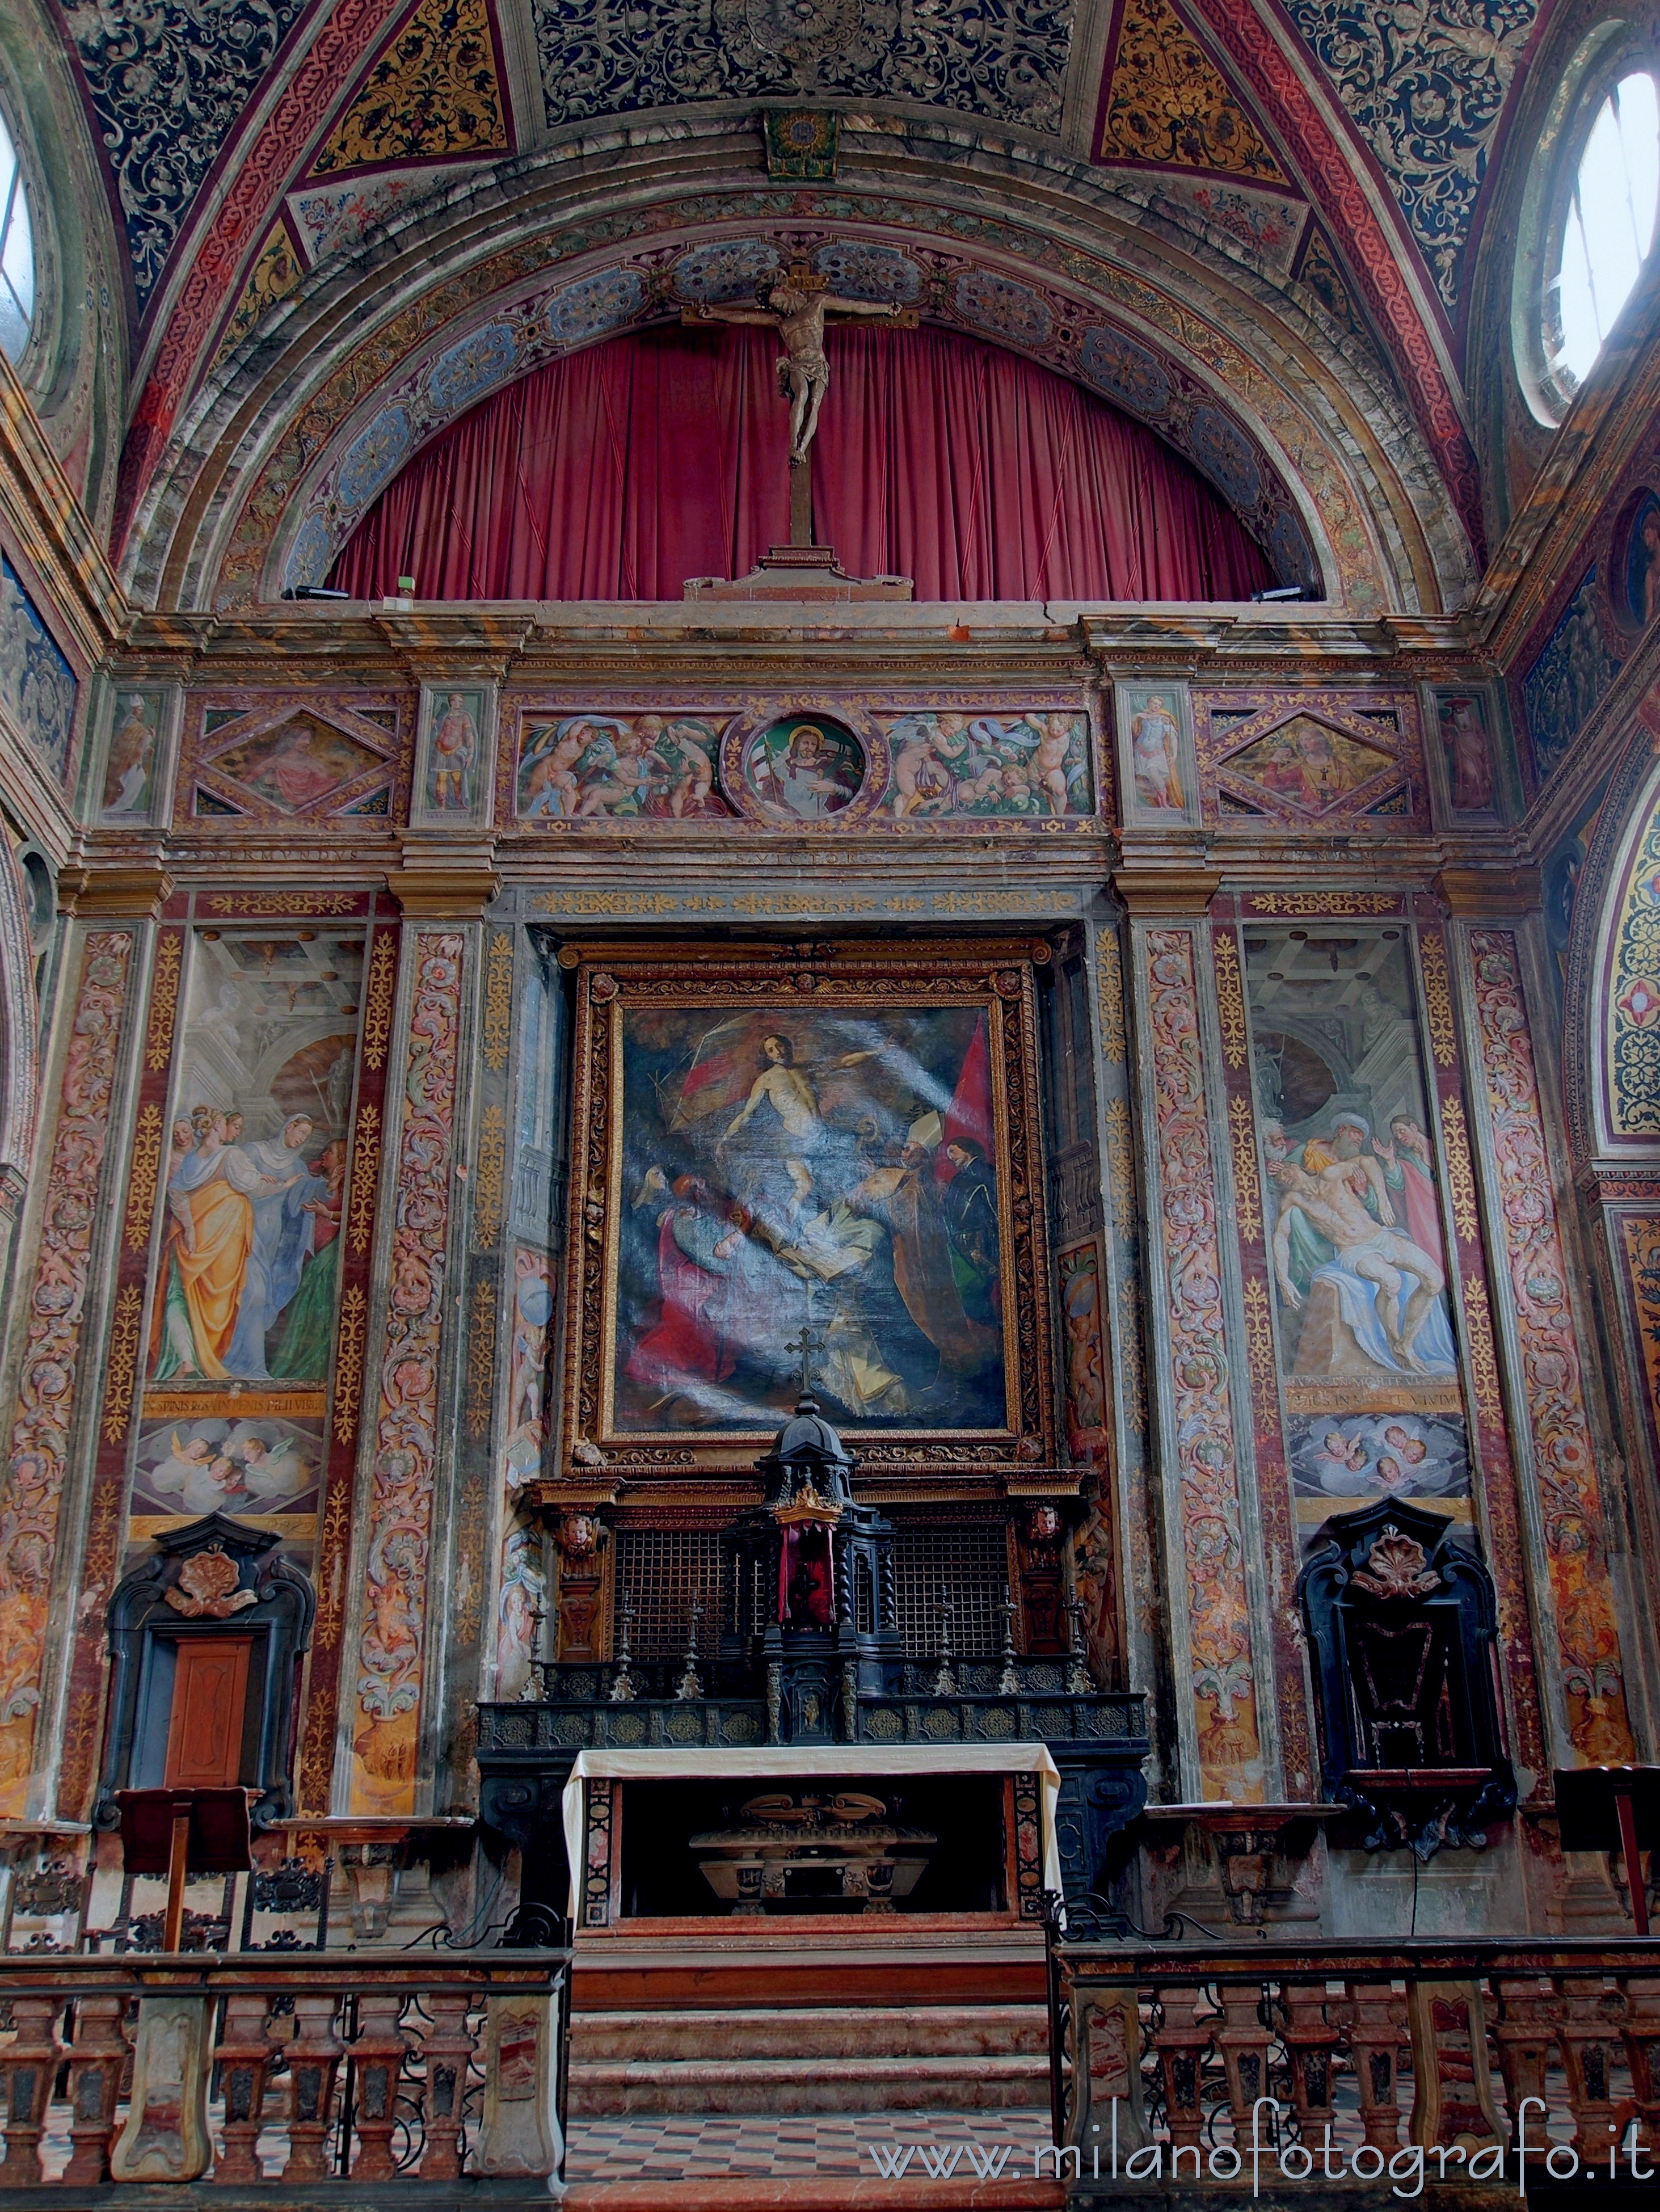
[{"xmin": 562, "ymin": 1745, "xmax": 1061, "ymax": 1927}]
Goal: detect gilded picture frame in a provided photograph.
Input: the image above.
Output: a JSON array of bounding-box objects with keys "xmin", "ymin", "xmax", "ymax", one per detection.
[{"xmin": 559, "ymin": 941, "xmax": 1057, "ymax": 1482}]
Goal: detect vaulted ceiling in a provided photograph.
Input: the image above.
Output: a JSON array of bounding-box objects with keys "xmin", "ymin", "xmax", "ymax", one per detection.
[{"xmin": 48, "ymin": 0, "xmax": 1557, "ymax": 606}]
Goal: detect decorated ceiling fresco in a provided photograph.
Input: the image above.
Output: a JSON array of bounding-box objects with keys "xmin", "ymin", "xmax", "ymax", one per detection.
[
  {"xmin": 1275, "ymin": 0, "xmax": 1537, "ymax": 308},
  {"xmin": 58, "ymin": 0, "xmax": 314, "ymax": 309},
  {"xmin": 54, "ymin": 0, "xmax": 1543, "ymax": 327},
  {"xmin": 526, "ymin": 0, "xmax": 1076, "ymax": 129}
]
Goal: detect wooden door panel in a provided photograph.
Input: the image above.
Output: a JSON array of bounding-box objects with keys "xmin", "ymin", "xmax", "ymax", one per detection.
[{"xmin": 163, "ymin": 1637, "xmax": 252, "ymax": 1789}]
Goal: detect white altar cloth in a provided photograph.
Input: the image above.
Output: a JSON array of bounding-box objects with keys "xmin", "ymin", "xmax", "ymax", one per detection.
[{"xmin": 562, "ymin": 1743, "xmax": 1062, "ymax": 1916}]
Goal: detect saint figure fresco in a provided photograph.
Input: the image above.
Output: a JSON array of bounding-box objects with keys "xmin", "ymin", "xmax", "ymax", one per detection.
[
  {"xmin": 101, "ymin": 692, "xmax": 160, "ymax": 819},
  {"xmin": 1128, "ymin": 694, "xmax": 1185, "ymax": 810},
  {"xmin": 146, "ymin": 932, "xmax": 363, "ymax": 1388},
  {"xmin": 428, "ymin": 690, "xmax": 479, "ymax": 810},
  {"xmin": 1625, "ymin": 491, "xmax": 1660, "ymax": 629}
]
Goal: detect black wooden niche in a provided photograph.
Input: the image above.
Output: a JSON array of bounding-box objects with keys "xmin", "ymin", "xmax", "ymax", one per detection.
[
  {"xmin": 95, "ymin": 1513, "xmax": 315, "ymax": 1831},
  {"xmin": 1297, "ymin": 1497, "xmax": 1515, "ymax": 1858}
]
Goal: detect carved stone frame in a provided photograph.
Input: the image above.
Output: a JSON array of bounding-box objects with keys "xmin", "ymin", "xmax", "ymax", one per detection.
[
  {"xmin": 95, "ymin": 1514, "xmax": 317, "ymax": 1831},
  {"xmin": 558, "ymin": 938, "xmax": 1057, "ymax": 1482}
]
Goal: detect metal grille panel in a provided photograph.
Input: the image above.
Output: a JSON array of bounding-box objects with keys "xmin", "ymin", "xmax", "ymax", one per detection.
[
  {"xmin": 614, "ymin": 1530, "xmax": 723, "ymax": 1662},
  {"xmin": 892, "ymin": 1526, "xmax": 1009, "ymax": 1658}
]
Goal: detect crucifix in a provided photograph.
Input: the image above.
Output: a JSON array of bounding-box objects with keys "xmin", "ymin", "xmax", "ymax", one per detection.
[{"xmin": 685, "ymin": 262, "xmax": 917, "ymax": 546}]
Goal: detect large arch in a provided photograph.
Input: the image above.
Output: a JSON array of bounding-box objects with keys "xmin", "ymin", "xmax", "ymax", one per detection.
[
  {"xmin": 121, "ymin": 128, "xmax": 1479, "ymax": 616},
  {"xmin": 1571, "ymin": 709, "xmax": 1660, "ymax": 1163}
]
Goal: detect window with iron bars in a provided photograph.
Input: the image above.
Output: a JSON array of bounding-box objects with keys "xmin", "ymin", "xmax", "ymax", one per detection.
[
  {"xmin": 613, "ymin": 1529, "xmax": 724, "ymax": 1662},
  {"xmin": 892, "ymin": 1526, "xmax": 1010, "ymax": 1657}
]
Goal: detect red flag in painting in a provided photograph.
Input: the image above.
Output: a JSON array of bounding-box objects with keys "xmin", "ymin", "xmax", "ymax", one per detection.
[{"xmin": 938, "ymin": 1013, "xmax": 993, "ymax": 1176}]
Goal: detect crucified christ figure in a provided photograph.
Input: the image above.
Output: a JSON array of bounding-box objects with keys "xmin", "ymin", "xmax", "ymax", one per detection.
[{"xmin": 688, "ymin": 275, "xmax": 907, "ymax": 466}]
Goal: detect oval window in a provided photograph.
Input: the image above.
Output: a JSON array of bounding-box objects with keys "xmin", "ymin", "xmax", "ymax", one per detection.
[
  {"xmin": 0, "ymin": 106, "xmax": 33, "ymax": 365},
  {"xmin": 1549, "ymin": 70, "xmax": 1660, "ymax": 391}
]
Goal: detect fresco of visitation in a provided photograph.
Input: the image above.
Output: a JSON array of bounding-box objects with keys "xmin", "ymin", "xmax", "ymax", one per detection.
[{"xmin": 148, "ymin": 1103, "xmax": 346, "ymax": 1386}]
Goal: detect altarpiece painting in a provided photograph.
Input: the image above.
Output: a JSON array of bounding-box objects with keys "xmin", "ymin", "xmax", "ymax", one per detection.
[{"xmin": 561, "ymin": 945, "xmax": 1055, "ymax": 1469}]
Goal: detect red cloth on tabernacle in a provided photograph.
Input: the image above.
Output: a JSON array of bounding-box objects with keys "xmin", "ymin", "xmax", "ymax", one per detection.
[{"xmin": 329, "ymin": 322, "xmax": 1274, "ymax": 602}]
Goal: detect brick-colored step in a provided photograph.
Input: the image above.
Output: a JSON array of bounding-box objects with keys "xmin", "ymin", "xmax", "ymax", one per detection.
[
  {"xmin": 574, "ymin": 2005, "xmax": 1050, "ymax": 2063},
  {"xmin": 569, "ymin": 2051, "xmax": 1051, "ymax": 2116}
]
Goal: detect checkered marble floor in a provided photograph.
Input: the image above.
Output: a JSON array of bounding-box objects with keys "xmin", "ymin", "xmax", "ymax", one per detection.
[{"xmin": 566, "ymin": 2109, "xmax": 1052, "ymax": 2181}]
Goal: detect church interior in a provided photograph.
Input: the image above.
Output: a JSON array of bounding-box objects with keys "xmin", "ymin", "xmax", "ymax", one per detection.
[{"xmin": 4, "ymin": 0, "xmax": 1660, "ymax": 2200}]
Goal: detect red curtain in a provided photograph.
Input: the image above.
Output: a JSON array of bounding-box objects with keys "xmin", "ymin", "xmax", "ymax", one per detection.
[{"xmin": 330, "ymin": 323, "xmax": 1273, "ymax": 602}]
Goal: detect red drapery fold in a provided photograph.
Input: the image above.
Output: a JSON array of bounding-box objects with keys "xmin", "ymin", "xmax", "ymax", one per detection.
[{"xmin": 330, "ymin": 323, "xmax": 1274, "ymax": 602}]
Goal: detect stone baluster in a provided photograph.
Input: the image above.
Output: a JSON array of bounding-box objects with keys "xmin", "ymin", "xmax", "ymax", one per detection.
[
  {"xmin": 1405, "ymin": 1979, "xmax": 1503, "ymax": 2148},
  {"xmin": 213, "ymin": 1991, "xmax": 279, "ymax": 2185},
  {"xmin": 0, "ymin": 1994, "xmax": 62, "ymax": 2184},
  {"xmin": 1153, "ymin": 1986, "xmax": 1214, "ymax": 2150},
  {"xmin": 284, "ymin": 1990, "xmax": 347, "ymax": 2184},
  {"xmin": 61, "ymin": 1994, "xmax": 129, "ymax": 2186},
  {"xmin": 474, "ymin": 1992, "xmax": 564, "ymax": 2181},
  {"xmin": 1619, "ymin": 1973, "xmax": 1660, "ymax": 2141},
  {"xmin": 419, "ymin": 1989, "xmax": 477, "ymax": 2179},
  {"xmin": 1343, "ymin": 1981, "xmax": 1405, "ymax": 2150},
  {"xmin": 1554, "ymin": 1975, "xmax": 1626, "ymax": 2159},
  {"xmin": 109, "ymin": 1995, "xmax": 214, "ymax": 2182},
  {"xmin": 1490, "ymin": 1975, "xmax": 1558, "ymax": 2138},
  {"xmin": 1282, "ymin": 1982, "xmax": 1339, "ymax": 2136},
  {"xmin": 1212, "ymin": 1981, "xmax": 1273, "ymax": 2134},
  {"xmin": 349, "ymin": 1987, "xmax": 414, "ymax": 2180},
  {"xmin": 1077, "ymin": 1990, "xmax": 1148, "ymax": 2151}
]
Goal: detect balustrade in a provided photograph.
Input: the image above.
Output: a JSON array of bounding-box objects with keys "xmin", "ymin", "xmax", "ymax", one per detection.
[
  {"xmin": 1051, "ymin": 1923, "xmax": 1660, "ymax": 2185},
  {"xmin": 0, "ymin": 1949, "xmax": 570, "ymax": 2193}
]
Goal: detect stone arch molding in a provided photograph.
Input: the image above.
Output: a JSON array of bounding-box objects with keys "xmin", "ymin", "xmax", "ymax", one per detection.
[
  {"xmin": 1582, "ymin": 723, "xmax": 1660, "ymax": 1157},
  {"xmin": 149, "ymin": 173, "xmax": 1472, "ymax": 618}
]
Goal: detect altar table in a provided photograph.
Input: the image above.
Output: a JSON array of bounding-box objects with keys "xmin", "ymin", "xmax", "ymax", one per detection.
[{"xmin": 561, "ymin": 1742, "xmax": 1061, "ymax": 1921}]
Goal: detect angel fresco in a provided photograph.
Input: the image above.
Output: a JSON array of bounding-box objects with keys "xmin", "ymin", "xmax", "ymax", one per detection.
[
  {"xmin": 615, "ymin": 1006, "xmax": 1005, "ymax": 1431},
  {"xmin": 517, "ymin": 714, "xmax": 730, "ymax": 819},
  {"xmin": 884, "ymin": 712, "xmax": 1089, "ymax": 819},
  {"xmin": 133, "ymin": 1415, "xmax": 320, "ymax": 1519}
]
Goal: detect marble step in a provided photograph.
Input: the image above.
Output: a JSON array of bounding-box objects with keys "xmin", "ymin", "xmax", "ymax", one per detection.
[
  {"xmin": 574, "ymin": 2004, "xmax": 1050, "ymax": 2062},
  {"xmin": 569, "ymin": 2051, "xmax": 1052, "ymax": 2114}
]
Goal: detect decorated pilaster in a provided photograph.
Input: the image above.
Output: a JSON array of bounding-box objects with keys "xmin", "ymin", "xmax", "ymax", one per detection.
[
  {"xmin": 1122, "ymin": 869, "xmax": 1274, "ymax": 1804},
  {"xmin": 1455, "ymin": 917, "xmax": 1641, "ymax": 1768},
  {"xmin": 0, "ymin": 888, "xmax": 153, "ymax": 1817},
  {"xmin": 344, "ymin": 917, "xmax": 475, "ymax": 1815}
]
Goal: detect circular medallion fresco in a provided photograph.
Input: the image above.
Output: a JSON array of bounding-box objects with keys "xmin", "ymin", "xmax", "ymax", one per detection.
[{"xmin": 739, "ymin": 714, "xmax": 867, "ymax": 822}]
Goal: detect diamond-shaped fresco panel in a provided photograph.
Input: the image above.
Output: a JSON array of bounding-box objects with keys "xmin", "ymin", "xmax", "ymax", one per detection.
[
  {"xmin": 1221, "ymin": 715, "xmax": 1394, "ymax": 814},
  {"xmin": 209, "ymin": 717, "xmax": 389, "ymax": 814}
]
